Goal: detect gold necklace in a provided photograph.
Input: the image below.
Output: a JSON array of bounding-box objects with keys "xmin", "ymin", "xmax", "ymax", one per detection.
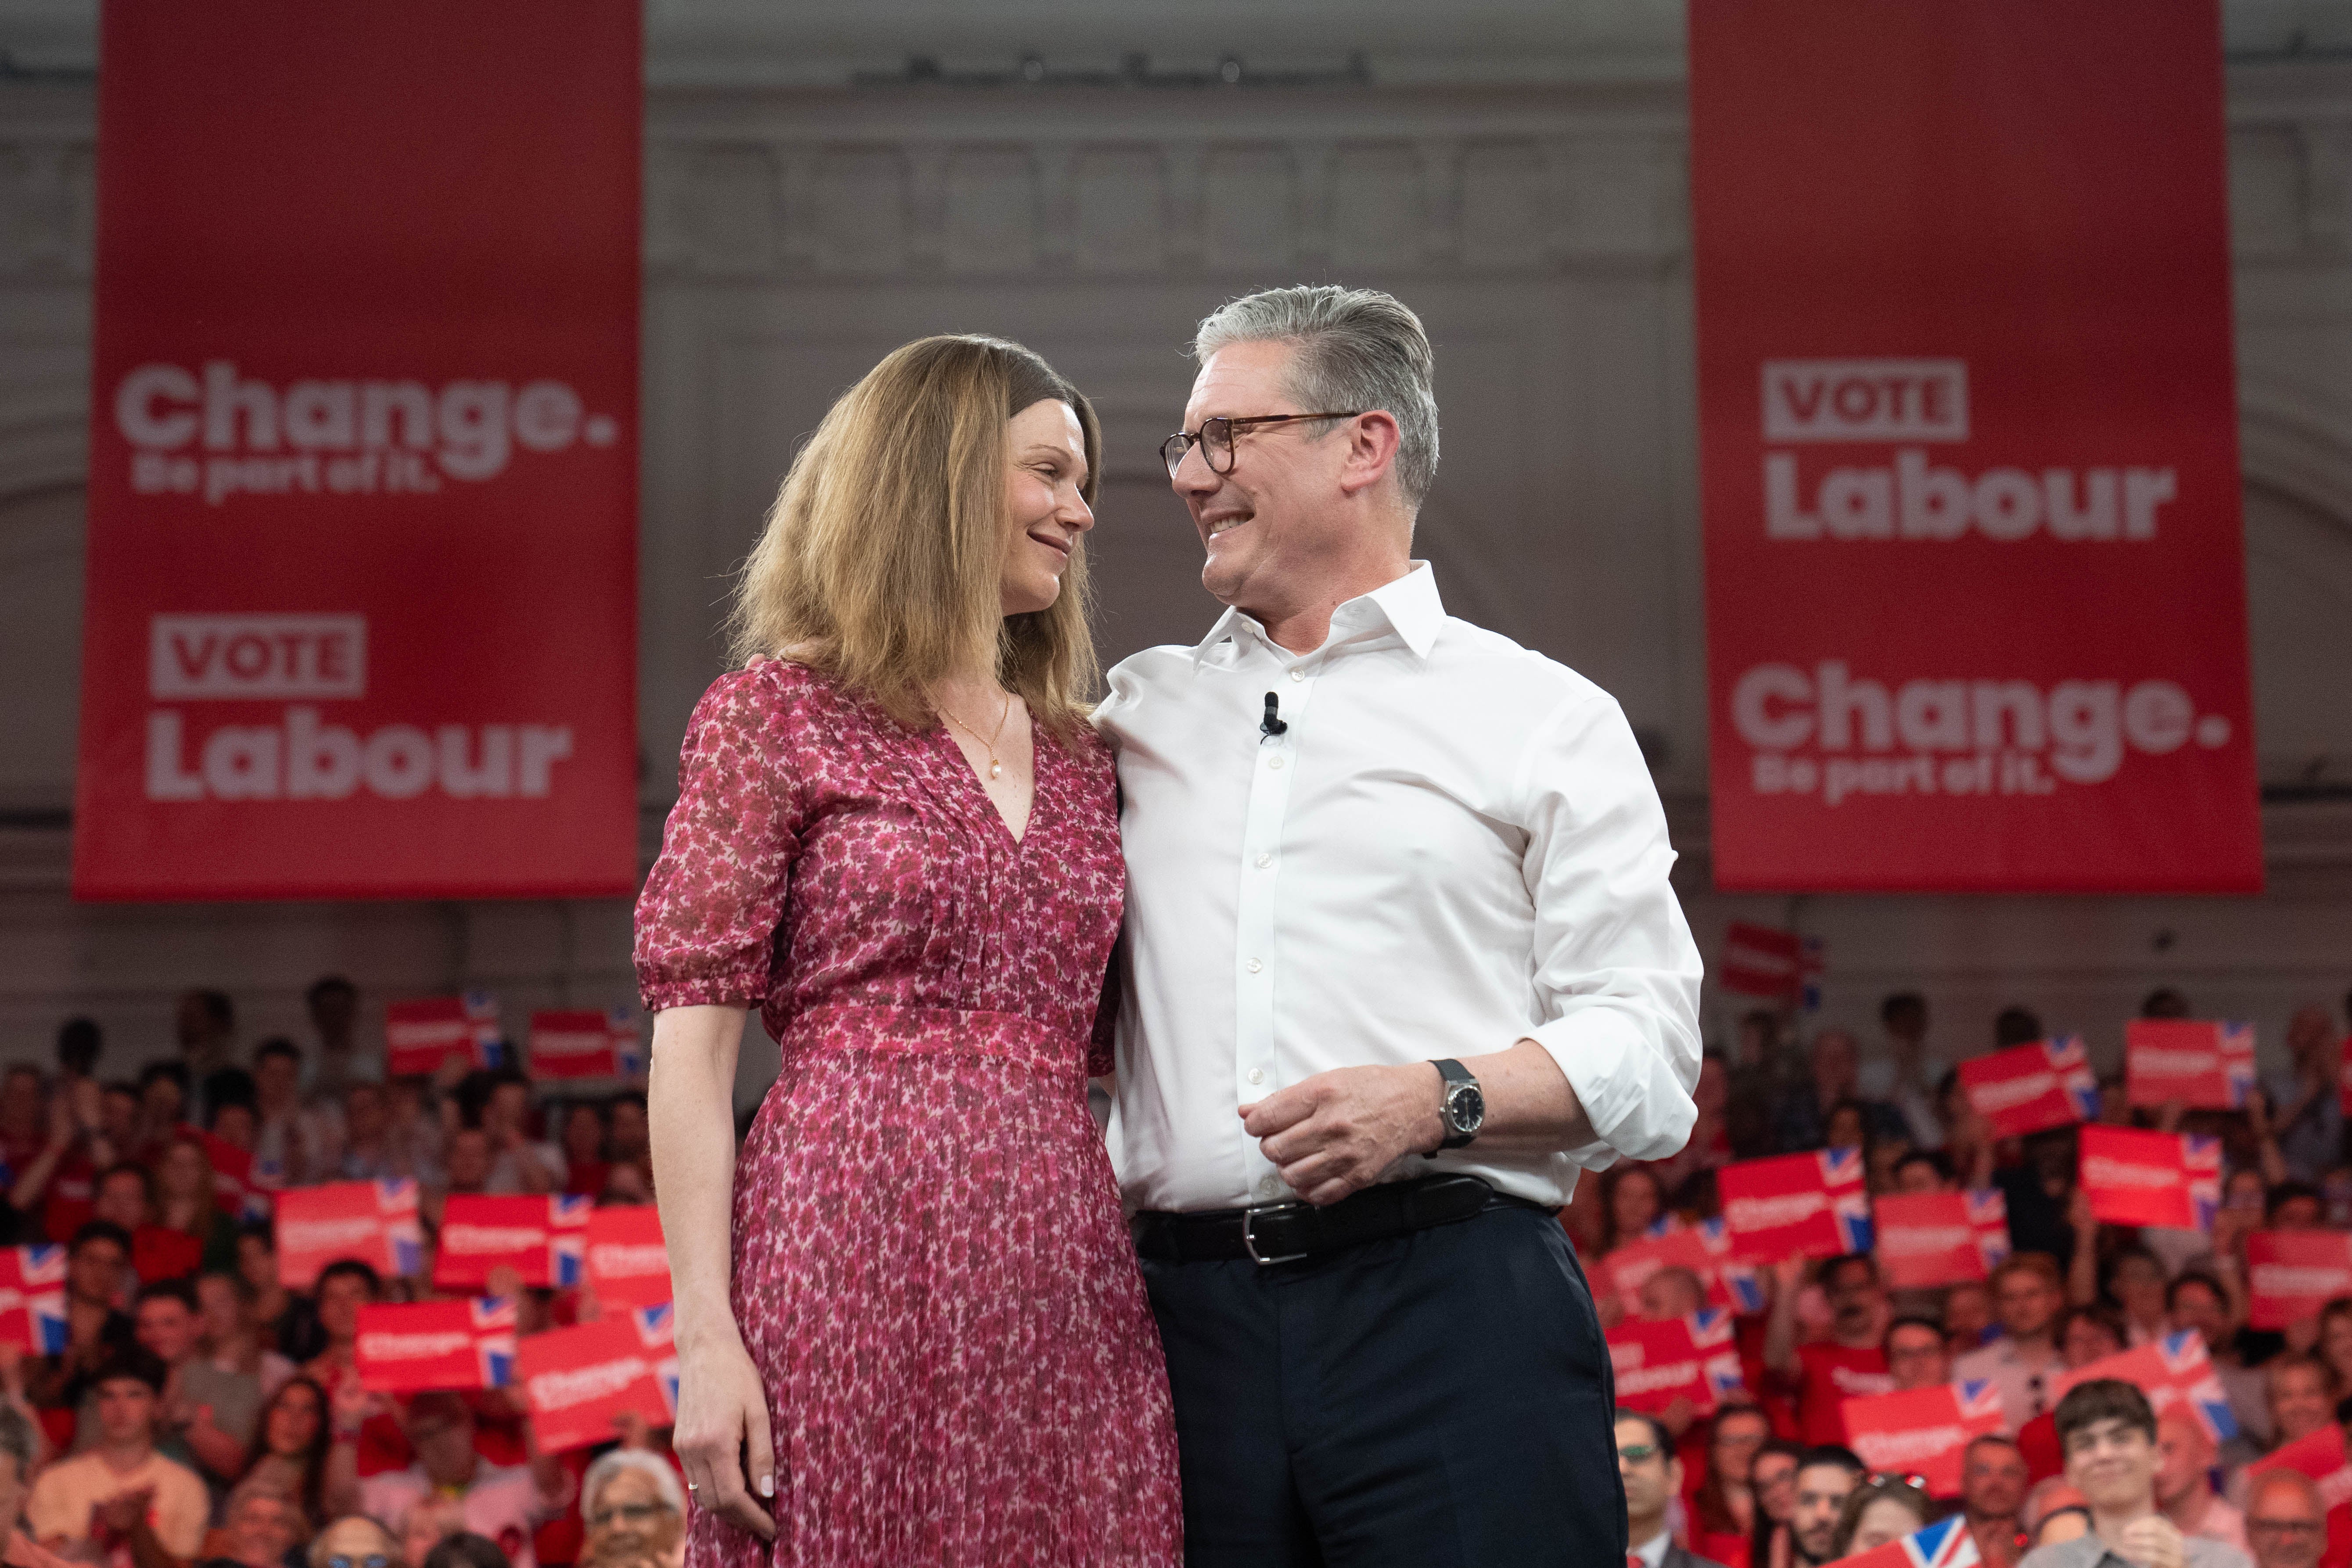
[{"xmin": 937, "ymin": 689, "xmax": 1012, "ymax": 780}]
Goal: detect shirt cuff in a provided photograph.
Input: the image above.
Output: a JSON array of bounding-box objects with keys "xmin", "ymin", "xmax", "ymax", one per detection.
[{"xmin": 1522, "ymin": 1007, "xmax": 1696, "ymax": 1167}]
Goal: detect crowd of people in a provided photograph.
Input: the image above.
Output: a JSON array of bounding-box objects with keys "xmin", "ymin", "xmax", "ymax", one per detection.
[
  {"xmin": 0, "ymin": 983, "xmax": 678, "ymax": 1568},
  {"xmin": 1580, "ymin": 987, "xmax": 2352, "ymax": 1568}
]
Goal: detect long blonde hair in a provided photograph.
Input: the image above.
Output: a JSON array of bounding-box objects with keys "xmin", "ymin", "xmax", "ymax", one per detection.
[{"xmin": 727, "ymin": 334, "xmax": 1102, "ymax": 735}]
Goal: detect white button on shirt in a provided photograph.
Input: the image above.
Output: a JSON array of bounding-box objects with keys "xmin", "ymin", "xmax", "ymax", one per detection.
[{"xmin": 1095, "ymin": 563, "xmax": 1705, "ymax": 1213}]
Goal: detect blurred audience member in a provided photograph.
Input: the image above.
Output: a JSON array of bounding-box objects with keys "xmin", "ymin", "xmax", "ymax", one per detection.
[
  {"xmin": 1639, "ymin": 1267, "xmax": 1706, "ymax": 1323},
  {"xmin": 25, "ymin": 1221, "xmax": 135, "ymax": 1413},
  {"xmin": 201, "ymin": 1477, "xmax": 309, "ymax": 1568},
  {"xmin": 1947, "ymin": 1281, "xmax": 1996, "ymax": 1354},
  {"xmin": 334, "ymin": 1085, "xmax": 405, "ymax": 1183},
  {"xmin": 2242, "ymin": 1468, "xmax": 2327, "ymax": 1568},
  {"xmin": 2027, "ymin": 1378, "xmax": 2248, "ymax": 1568},
  {"xmin": 1788, "ymin": 1446, "xmax": 1864, "ymax": 1568},
  {"xmin": 1959, "ymin": 1255, "xmax": 2067, "ymax": 1433},
  {"xmin": 579, "ymin": 1450, "xmax": 685, "ymax": 1568},
  {"xmin": 304, "ymin": 977, "xmax": 363, "ymax": 1107},
  {"xmin": 237, "ymin": 1227, "xmax": 318, "ymax": 1366},
  {"xmin": 2032, "ymin": 1506, "xmax": 2093, "ymax": 1551},
  {"xmin": 1773, "ymin": 1030, "xmax": 1903, "ymax": 1154},
  {"xmin": 2171, "ymin": 1272, "xmax": 2269, "ymax": 1446},
  {"xmin": 2155, "ymin": 1409, "xmax": 2245, "ymax": 1553},
  {"xmin": 300, "ymin": 1262, "xmax": 380, "ymax": 1386},
  {"xmin": 1600, "ymin": 1165, "xmax": 1668, "ymax": 1256},
  {"xmin": 178, "ymin": 990, "xmax": 239, "ymax": 1096},
  {"xmin": 133, "ymin": 1278, "xmax": 259, "ymax": 1493},
  {"xmin": 358, "ymin": 1392, "xmax": 564, "ymax": 1568},
  {"xmin": 241, "ymin": 1376, "xmax": 331, "ymax": 1528},
  {"xmin": 1860, "ymin": 992, "xmax": 1946, "ymax": 1150},
  {"xmin": 197, "ymin": 1270, "xmax": 297, "ymax": 1403},
  {"xmin": 2101, "ymin": 1249, "xmax": 2171, "ymax": 1346},
  {"xmin": 1617, "ymin": 1410, "xmax": 1720, "ymax": 1568},
  {"xmin": 398, "ymin": 1492, "xmax": 468, "ymax": 1568},
  {"xmin": 1885, "ymin": 1315, "xmax": 1951, "ymax": 1392},
  {"xmin": 1767, "ymin": 1255, "xmax": 1892, "ymax": 1445},
  {"xmin": 1832, "ymin": 1475, "xmax": 1932, "ymax": 1558},
  {"xmin": 423, "ymin": 1532, "xmax": 509, "ymax": 1568},
  {"xmin": 25, "ymin": 1348, "xmax": 208, "ymax": 1562},
  {"xmin": 1748, "ymin": 1438, "xmax": 1803, "ymax": 1568},
  {"xmin": 0, "ymin": 1401, "xmax": 40, "ymax": 1536},
  {"xmin": 1689, "ymin": 1406, "xmax": 1773, "ymax": 1568},
  {"xmin": 253, "ymin": 1042, "xmax": 317, "ymax": 1188},
  {"xmin": 470, "ymin": 1073, "xmax": 561, "ymax": 1197},
  {"xmin": 156, "ymin": 1136, "xmax": 241, "ymax": 1274},
  {"xmin": 1963, "ymin": 1435, "xmax": 2030, "ymax": 1568},
  {"xmin": 306, "ymin": 1514, "xmax": 401, "ymax": 1568},
  {"xmin": 559, "ymin": 1105, "xmax": 609, "ymax": 1200},
  {"xmin": 2262, "ymin": 1354, "xmax": 2334, "ymax": 1451}
]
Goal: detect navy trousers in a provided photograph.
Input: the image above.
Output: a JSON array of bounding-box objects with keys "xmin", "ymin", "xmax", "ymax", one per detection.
[{"xmin": 1138, "ymin": 1203, "xmax": 1625, "ymax": 1567}]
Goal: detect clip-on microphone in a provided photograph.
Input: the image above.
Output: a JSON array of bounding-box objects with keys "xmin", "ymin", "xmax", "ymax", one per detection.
[{"xmin": 1260, "ymin": 692, "xmax": 1289, "ymax": 739}]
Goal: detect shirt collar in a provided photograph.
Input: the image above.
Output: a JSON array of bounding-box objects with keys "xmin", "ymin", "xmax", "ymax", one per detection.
[
  {"xmin": 1631, "ymin": 1529, "xmax": 1671, "ymax": 1568},
  {"xmin": 1189, "ymin": 562, "xmax": 1445, "ymax": 665}
]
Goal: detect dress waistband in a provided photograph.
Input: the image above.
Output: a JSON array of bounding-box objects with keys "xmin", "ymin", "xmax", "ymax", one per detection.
[{"xmin": 777, "ymin": 1003, "xmax": 1083, "ymax": 1080}]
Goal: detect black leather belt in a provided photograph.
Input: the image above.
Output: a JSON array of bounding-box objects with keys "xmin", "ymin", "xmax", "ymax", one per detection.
[{"xmin": 1131, "ymin": 1174, "xmax": 1555, "ymax": 1267}]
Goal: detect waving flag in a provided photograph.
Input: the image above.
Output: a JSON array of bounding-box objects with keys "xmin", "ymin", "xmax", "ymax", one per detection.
[
  {"xmin": 0, "ymin": 1247, "xmax": 67, "ymax": 1354},
  {"xmin": 1829, "ymin": 1514, "xmax": 1979, "ymax": 1568},
  {"xmin": 1718, "ymin": 1147, "xmax": 1868, "ymax": 1263},
  {"xmin": 2052, "ymin": 1330, "xmax": 2237, "ymax": 1444},
  {"xmin": 2126, "ymin": 1020, "xmax": 2256, "ymax": 1110},
  {"xmin": 1605, "ymin": 1309, "xmax": 1747, "ymax": 1416},
  {"xmin": 1841, "ymin": 1380, "xmax": 2008, "ymax": 1496},
  {"xmin": 355, "ymin": 1297, "xmax": 516, "ymax": 1392},
  {"xmin": 1958, "ymin": 1036, "xmax": 2097, "ymax": 1138},
  {"xmin": 2079, "ymin": 1126, "xmax": 2215, "ymax": 1231},
  {"xmin": 386, "ymin": 991, "xmax": 503, "ymax": 1077}
]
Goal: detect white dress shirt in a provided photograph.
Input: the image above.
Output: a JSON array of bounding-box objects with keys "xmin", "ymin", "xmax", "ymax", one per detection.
[{"xmin": 1095, "ymin": 563, "xmax": 1704, "ymax": 1213}]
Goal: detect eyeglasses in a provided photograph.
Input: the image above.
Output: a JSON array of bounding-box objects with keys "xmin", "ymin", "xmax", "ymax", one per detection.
[
  {"xmin": 1865, "ymin": 1472, "xmax": 1931, "ymax": 1491},
  {"xmin": 2250, "ymin": 1519, "xmax": 2325, "ymax": 1537},
  {"xmin": 1160, "ymin": 412, "xmax": 1361, "ymax": 479},
  {"xmin": 589, "ymin": 1503, "xmax": 671, "ymax": 1528},
  {"xmin": 328, "ymin": 1555, "xmax": 391, "ymax": 1568},
  {"xmin": 1617, "ymin": 1444, "xmax": 1662, "ymax": 1464}
]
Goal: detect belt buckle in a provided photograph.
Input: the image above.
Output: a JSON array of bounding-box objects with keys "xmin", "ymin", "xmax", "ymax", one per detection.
[{"xmin": 1241, "ymin": 1202, "xmax": 1309, "ymax": 1266}]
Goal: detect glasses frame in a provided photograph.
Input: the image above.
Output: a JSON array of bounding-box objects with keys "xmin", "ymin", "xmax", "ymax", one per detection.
[{"xmin": 1160, "ymin": 411, "xmax": 1363, "ymax": 478}]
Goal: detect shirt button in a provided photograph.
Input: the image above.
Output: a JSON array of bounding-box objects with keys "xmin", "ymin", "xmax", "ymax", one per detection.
[
  {"xmin": 1255, "ymin": 853, "xmax": 1272, "ymax": 869},
  {"xmin": 1267, "ymin": 755, "xmax": 1285, "ymax": 770},
  {"xmin": 1246, "ymin": 958, "xmax": 1263, "ymax": 974},
  {"xmin": 1289, "ymin": 668, "xmax": 1305, "ymax": 682},
  {"xmin": 1258, "ymin": 1177, "xmax": 1282, "ymax": 1198},
  {"xmin": 1247, "ymin": 1068, "xmax": 1264, "ymax": 1085}
]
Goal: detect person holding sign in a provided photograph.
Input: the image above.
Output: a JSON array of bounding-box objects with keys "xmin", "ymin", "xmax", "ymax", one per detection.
[{"xmin": 636, "ymin": 337, "xmax": 1182, "ymax": 1565}]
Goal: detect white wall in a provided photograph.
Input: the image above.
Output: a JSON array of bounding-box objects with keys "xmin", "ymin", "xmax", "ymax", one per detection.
[{"xmin": 1, "ymin": 5, "xmax": 2349, "ymax": 1098}]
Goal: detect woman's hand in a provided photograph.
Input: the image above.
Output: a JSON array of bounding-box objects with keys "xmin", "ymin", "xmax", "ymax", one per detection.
[{"xmin": 672, "ymin": 1332, "xmax": 776, "ymax": 1540}]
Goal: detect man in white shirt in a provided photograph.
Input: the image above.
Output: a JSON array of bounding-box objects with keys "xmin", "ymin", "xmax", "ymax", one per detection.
[
  {"xmin": 1099, "ymin": 284, "xmax": 1704, "ymax": 1566},
  {"xmin": 25, "ymin": 1348, "xmax": 209, "ymax": 1565},
  {"xmin": 1957, "ymin": 1254, "xmax": 2068, "ymax": 1433},
  {"xmin": 359, "ymin": 1392, "xmax": 568, "ymax": 1568}
]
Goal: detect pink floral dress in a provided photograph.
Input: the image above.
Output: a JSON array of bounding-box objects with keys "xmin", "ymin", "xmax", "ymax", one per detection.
[{"xmin": 633, "ymin": 661, "xmax": 1182, "ymax": 1567}]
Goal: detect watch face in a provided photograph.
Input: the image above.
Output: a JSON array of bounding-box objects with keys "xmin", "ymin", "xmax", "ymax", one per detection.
[{"xmin": 1449, "ymin": 1083, "xmax": 1486, "ymax": 1134}]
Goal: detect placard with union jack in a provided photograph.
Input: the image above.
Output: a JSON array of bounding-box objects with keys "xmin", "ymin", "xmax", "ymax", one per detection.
[
  {"xmin": 1717, "ymin": 1147, "xmax": 1869, "ymax": 1263},
  {"xmin": 2126, "ymin": 1019, "xmax": 2256, "ymax": 1110},
  {"xmin": 1841, "ymin": 1379, "xmax": 2007, "ymax": 1496},
  {"xmin": 1957, "ymin": 1036, "xmax": 2097, "ymax": 1138},
  {"xmin": 0, "ymin": 1246, "xmax": 67, "ymax": 1354}
]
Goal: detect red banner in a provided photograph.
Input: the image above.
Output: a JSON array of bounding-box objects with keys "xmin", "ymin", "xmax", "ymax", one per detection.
[
  {"xmin": 73, "ymin": 0, "xmax": 640, "ymax": 901},
  {"xmin": 273, "ymin": 1180, "xmax": 422, "ymax": 1287},
  {"xmin": 2245, "ymin": 1232, "xmax": 2352, "ymax": 1330},
  {"xmin": 0, "ymin": 1248, "xmax": 67, "ymax": 1356},
  {"xmin": 386, "ymin": 994, "xmax": 502, "ymax": 1079},
  {"xmin": 2252, "ymin": 1424, "xmax": 2352, "ymax": 1513},
  {"xmin": 1957, "ymin": 1037, "xmax": 2097, "ymax": 1138},
  {"xmin": 2079, "ymin": 1126, "xmax": 2222, "ymax": 1231},
  {"xmin": 529, "ymin": 1009, "xmax": 633, "ymax": 1082},
  {"xmin": 355, "ymin": 1299, "xmax": 516, "ymax": 1392},
  {"xmin": 2125, "ymin": 1019, "xmax": 2256, "ymax": 1109},
  {"xmin": 1603, "ymin": 1310, "xmax": 1744, "ymax": 1416},
  {"xmin": 584, "ymin": 1206, "xmax": 671, "ymax": 1309},
  {"xmin": 1689, "ymin": 0, "xmax": 2259, "ymax": 893},
  {"xmin": 435, "ymin": 1195, "xmax": 590, "ymax": 1291},
  {"xmin": 1870, "ymin": 1192, "xmax": 2009, "ymax": 1290},
  {"xmin": 517, "ymin": 1305, "xmax": 676, "ymax": 1453},
  {"xmin": 1716, "ymin": 1148, "xmax": 1870, "ymax": 1264},
  {"xmin": 1842, "ymin": 1380, "xmax": 2008, "ymax": 1496}
]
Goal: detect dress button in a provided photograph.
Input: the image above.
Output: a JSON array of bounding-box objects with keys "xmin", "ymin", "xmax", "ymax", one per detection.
[
  {"xmin": 1268, "ymin": 755, "xmax": 1285, "ymax": 770},
  {"xmin": 1255, "ymin": 853, "xmax": 1272, "ymax": 869},
  {"xmin": 1246, "ymin": 958, "xmax": 1264, "ymax": 974},
  {"xmin": 1247, "ymin": 1068, "xmax": 1264, "ymax": 1085},
  {"xmin": 1289, "ymin": 668, "xmax": 1305, "ymax": 682}
]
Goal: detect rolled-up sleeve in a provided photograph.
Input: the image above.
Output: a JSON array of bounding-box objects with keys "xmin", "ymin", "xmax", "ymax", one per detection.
[
  {"xmin": 633, "ymin": 667, "xmax": 804, "ymax": 1013},
  {"xmin": 1513, "ymin": 691, "xmax": 1705, "ymax": 1168}
]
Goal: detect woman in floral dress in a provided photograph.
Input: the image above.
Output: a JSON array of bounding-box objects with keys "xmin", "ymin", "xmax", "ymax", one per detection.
[{"xmin": 637, "ymin": 336, "xmax": 1182, "ymax": 1566}]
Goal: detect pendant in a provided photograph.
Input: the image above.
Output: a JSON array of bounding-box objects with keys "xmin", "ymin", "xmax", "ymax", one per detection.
[{"xmin": 988, "ymin": 759, "xmax": 1002, "ymax": 779}]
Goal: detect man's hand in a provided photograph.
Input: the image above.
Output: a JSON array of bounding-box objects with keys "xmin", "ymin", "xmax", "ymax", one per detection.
[
  {"xmin": 1240, "ymin": 1064, "xmax": 1444, "ymax": 1207},
  {"xmin": 2115, "ymin": 1513, "xmax": 2186, "ymax": 1568},
  {"xmin": 91, "ymin": 1485, "xmax": 155, "ymax": 1536}
]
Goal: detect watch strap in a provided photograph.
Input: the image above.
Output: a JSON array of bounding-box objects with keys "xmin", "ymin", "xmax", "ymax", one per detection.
[{"xmin": 1432, "ymin": 1058, "xmax": 1479, "ymax": 1150}]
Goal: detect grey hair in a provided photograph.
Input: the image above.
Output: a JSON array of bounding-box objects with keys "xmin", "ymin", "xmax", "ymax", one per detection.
[
  {"xmin": 584, "ymin": 1446, "xmax": 688, "ymax": 1518},
  {"xmin": 1191, "ymin": 285, "xmax": 1440, "ymax": 508}
]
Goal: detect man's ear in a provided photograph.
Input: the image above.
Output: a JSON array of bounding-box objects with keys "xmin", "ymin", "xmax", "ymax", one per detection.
[{"xmin": 1336, "ymin": 412, "xmax": 1402, "ymax": 499}]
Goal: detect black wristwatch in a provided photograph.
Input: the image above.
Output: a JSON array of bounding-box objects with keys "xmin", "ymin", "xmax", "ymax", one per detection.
[{"xmin": 1431, "ymin": 1058, "xmax": 1485, "ymax": 1151}]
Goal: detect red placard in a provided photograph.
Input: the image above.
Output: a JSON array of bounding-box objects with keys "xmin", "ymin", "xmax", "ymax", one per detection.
[
  {"xmin": 1957, "ymin": 1037, "xmax": 2097, "ymax": 1138},
  {"xmin": 386, "ymin": 993, "xmax": 501, "ymax": 1078},
  {"xmin": 1870, "ymin": 1192, "xmax": 2009, "ymax": 1290},
  {"xmin": 1716, "ymin": 923, "xmax": 1803, "ymax": 1001},
  {"xmin": 2251, "ymin": 1424, "xmax": 2352, "ymax": 1513},
  {"xmin": 1841, "ymin": 1380, "xmax": 2008, "ymax": 1496},
  {"xmin": 178, "ymin": 1123, "xmax": 272, "ymax": 1220},
  {"xmin": 529, "ymin": 1008, "xmax": 632, "ymax": 1081},
  {"xmin": 273, "ymin": 1180, "xmax": 422, "ymax": 1287},
  {"xmin": 2052, "ymin": 1331, "xmax": 2240, "ymax": 1444},
  {"xmin": 2126, "ymin": 1020, "xmax": 2256, "ymax": 1110},
  {"xmin": 2245, "ymin": 1232, "xmax": 2352, "ymax": 1331},
  {"xmin": 1603, "ymin": 1310, "xmax": 1744, "ymax": 1416},
  {"xmin": 517, "ymin": 1305, "xmax": 676, "ymax": 1453},
  {"xmin": 435, "ymin": 1195, "xmax": 591, "ymax": 1291},
  {"xmin": 2079, "ymin": 1126, "xmax": 2221, "ymax": 1231},
  {"xmin": 1716, "ymin": 1148, "xmax": 1870, "ymax": 1264},
  {"xmin": 355, "ymin": 1299, "xmax": 517, "ymax": 1392},
  {"xmin": 1833, "ymin": 1518, "xmax": 1977, "ymax": 1568},
  {"xmin": 584, "ymin": 1206, "xmax": 671, "ymax": 1309},
  {"xmin": 0, "ymin": 1248, "xmax": 68, "ymax": 1356},
  {"xmin": 1690, "ymin": 0, "xmax": 2259, "ymax": 893},
  {"xmin": 72, "ymin": 0, "xmax": 639, "ymax": 901}
]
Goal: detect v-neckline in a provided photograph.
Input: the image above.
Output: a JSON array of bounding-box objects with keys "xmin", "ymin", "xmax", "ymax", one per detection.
[{"xmin": 932, "ymin": 713, "xmax": 1039, "ymax": 848}]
